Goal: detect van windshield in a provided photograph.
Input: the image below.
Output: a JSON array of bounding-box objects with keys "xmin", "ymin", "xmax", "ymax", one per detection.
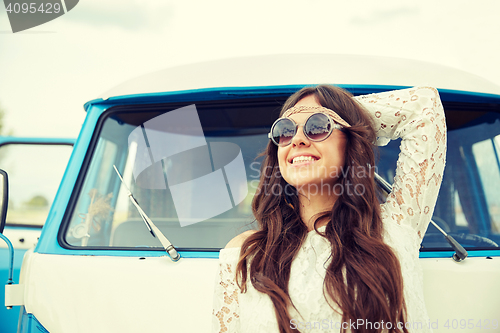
[
  {"xmin": 62, "ymin": 97, "xmax": 500, "ymax": 252},
  {"xmin": 63, "ymin": 100, "xmax": 281, "ymax": 250}
]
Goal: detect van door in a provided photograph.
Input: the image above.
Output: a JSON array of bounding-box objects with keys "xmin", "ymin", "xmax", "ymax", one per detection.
[{"xmin": 0, "ymin": 137, "xmax": 74, "ymax": 333}]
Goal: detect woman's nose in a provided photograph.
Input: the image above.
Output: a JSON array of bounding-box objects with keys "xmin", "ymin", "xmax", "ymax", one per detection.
[{"xmin": 291, "ymin": 125, "xmax": 310, "ymax": 147}]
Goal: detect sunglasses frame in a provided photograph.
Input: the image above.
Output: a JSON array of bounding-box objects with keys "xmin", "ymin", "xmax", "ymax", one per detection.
[{"xmin": 268, "ymin": 112, "xmax": 343, "ymax": 147}]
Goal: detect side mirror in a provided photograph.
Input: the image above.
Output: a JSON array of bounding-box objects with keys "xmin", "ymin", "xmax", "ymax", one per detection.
[{"xmin": 0, "ymin": 169, "xmax": 9, "ymax": 234}]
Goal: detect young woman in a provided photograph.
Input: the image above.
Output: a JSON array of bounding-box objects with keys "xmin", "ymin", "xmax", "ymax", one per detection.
[{"xmin": 212, "ymin": 85, "xmax": 446, "ymax": 333}]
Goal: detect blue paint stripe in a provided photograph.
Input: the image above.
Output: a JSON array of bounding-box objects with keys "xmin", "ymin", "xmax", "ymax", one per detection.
[
  {"xmin": 33, "ymin": 250, "xmax": 221, "ymax": 258},
  {"xmin": 0, "ymin": 137, "xmax": 75, "ymax": 145},
  {"xmin": 84, "ymin": 84, "xmax": 500, "ymax": 109},
  {"xmin": 28, "ymin": 247, "xmax": 500, "ymax": 259},
  {"xmin": 419, "ymin": 250, "xmax": 499, "ymax": 258}
]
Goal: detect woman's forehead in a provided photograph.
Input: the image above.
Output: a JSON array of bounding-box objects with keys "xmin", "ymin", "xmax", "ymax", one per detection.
[
  {"xmin": 286, "ymin": 111, "xmax": 315, "ymax": 122},
  {"xmin": 295, "ymin": 94, "xmax": 321, "ymax": 107}
]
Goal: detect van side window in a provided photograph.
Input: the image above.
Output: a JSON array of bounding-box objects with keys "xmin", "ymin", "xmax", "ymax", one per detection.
[{"xmin": 0, "ymin": 143, "xmax": 73, "ymax": 227}]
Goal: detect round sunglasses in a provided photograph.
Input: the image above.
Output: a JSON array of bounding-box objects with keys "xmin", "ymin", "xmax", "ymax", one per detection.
[{"xmin": 268, "ymin": 113, "xmax": 344, "ymax": 147}]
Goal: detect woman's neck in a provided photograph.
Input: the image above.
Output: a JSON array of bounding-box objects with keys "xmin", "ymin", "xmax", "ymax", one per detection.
[{"xmin": 298, "ymin": 189, "xmax": 337, "ymax": 231}]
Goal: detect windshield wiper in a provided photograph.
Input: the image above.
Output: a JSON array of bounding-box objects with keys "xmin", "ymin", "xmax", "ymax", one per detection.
[
  {"xmin": 113, "ymin": 165, "xmax": 180, "ymax": 262},
  {"xmin": 374, "ymin": 173, "xmax": 468, "ymax": 262}
]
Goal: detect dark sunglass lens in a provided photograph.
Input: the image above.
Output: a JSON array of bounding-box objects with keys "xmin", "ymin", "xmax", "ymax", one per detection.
[
  {"xmin": 305, "ymin": 113, "xmax": 331, "ymax": 141},
  {"xmin": 272, "ymin": 119, "xmax": 295, "ymax": 146}
]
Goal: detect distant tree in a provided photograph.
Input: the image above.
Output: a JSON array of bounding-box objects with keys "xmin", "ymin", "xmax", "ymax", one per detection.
[
  {"xmin": 0, "ymin": 103, "xmax": 12, "ymax": 164},
  {"xmin": 0, "ymin": 103, "xmax": 8, "ymax": 135},
  {"xmin": 0, "ymin": 107, "xmax": 4, "ymax": 135},
  {"xmin": 24, "ymin": 195, "xmax": 49, "ymax": 208}
]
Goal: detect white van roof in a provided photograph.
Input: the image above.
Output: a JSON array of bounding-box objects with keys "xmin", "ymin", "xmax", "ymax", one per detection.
[{"xmin": 98, "ymin": 54, "xmax": 500, "ymax": 100}]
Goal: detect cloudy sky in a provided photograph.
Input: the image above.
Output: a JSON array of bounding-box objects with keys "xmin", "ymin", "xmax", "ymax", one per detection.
[{"xmin": 1, "ymin": 0, "xmax": 499, "ymax": 138}]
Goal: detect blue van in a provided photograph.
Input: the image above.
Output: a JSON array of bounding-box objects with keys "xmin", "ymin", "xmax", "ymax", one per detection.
[{"xmin": 2, "ymin": 55, "xmax": 500, "ymax": 332}]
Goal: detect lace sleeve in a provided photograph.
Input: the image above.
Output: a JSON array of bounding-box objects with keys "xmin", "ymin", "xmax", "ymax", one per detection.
[
  {"xmin": 355, "ymin": 86, "xmax": 447, "ymax": 240},
  {"xmin": 212, "ymin": 249, "xmax": 241, "ymax": 333}
]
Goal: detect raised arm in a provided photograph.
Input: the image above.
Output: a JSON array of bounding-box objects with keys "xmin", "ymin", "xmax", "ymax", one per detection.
[
  {"xmin": 212, "ymin": 250, "xmax": 241, "ymax": 332},
  {"xmin": 355, "ymin": 86, "xmax": 447, "ymax": 240}
]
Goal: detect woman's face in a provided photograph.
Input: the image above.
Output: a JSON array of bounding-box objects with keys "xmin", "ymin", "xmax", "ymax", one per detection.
[{"xmin": 277, "ymin": 95, "xmax": 347, "ymax": 193}]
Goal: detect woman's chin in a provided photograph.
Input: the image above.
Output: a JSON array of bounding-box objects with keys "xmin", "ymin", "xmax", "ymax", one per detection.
[{"xmin": 286, "ymin": 179, "xmax": 338, "ymax": 196}]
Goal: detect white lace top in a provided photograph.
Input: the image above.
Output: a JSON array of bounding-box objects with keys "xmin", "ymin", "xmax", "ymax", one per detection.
[{"xmin": 212, "ymin": 87, "xmax": 447, "ymax": 333}]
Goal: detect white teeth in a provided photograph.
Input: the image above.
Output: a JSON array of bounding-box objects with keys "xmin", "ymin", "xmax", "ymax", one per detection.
[{"xmin": 292, "ymin": 156, "xmax": 316, "ymax": 164}]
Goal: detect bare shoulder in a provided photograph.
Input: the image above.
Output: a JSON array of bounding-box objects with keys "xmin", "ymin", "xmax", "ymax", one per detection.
[{"xmin": 224, "ymin": 230, "xmax": 258, "ymax": 249}]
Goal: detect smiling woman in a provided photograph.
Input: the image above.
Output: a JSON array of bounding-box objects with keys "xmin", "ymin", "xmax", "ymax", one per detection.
[
  {"xmin": 277, "ymin": 108, "xmax": 348, "ymax": 206},
  {"xmin": 213, "ymin": 85, "xmax": 446, "ymax": 333}
]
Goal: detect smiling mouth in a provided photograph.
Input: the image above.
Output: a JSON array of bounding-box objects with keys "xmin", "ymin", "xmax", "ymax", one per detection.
[{"xmin": 291, "ymin": 156, "xmax": 318, "ymax": 165}]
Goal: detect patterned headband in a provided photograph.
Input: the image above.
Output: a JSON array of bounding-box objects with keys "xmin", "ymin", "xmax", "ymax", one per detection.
[{"xmin": 281, "ymin": 105, "xmax": 351, "ymax": 128}]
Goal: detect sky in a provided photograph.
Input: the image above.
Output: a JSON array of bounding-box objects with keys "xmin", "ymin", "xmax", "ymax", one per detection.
[{"xmin": 0, "ymin": 0, "xmax": 499, "ymax": 138}]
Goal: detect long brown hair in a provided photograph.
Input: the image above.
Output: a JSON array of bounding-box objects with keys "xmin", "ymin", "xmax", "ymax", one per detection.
[{"xmin": 236, "ymin": 85, "xmax": 407, "ymax": 333}]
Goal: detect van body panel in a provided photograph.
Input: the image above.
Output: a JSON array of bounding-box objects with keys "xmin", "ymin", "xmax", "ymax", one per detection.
[
  {"xmin": 23, "ymin": 253, "xmax": 217, "ymax": 333},
  {"xmin": 18, "ymin": 254, "xmax": 500, "ymax": 333}
]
